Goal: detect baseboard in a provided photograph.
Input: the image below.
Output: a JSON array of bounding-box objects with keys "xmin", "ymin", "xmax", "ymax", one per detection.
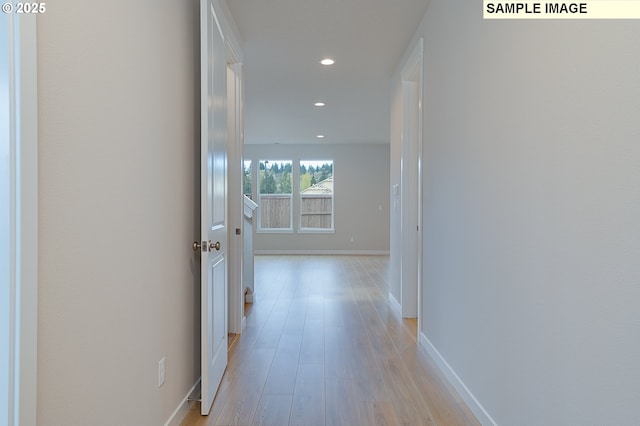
[
  {"xmin": 419, "ymin": 333, "xmax": 496, "ymax": 426},
  {"xmin": 164, "ymin": 379, "xmax": 201, "ymax": 426},
  {"xmin": 388, "ymin": 292, "xmax": 402, "ymax": 316},
  {"xmin": 253, "ymin": 250, "xmax": 390, "ymax": 255}
]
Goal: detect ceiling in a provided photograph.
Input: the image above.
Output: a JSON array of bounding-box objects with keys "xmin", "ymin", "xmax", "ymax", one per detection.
[{"xmin": 222, "ymin": 0, "xmax": 430, "ymax": 145}]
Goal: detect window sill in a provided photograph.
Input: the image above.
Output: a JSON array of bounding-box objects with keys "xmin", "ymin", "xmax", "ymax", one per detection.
[
  {"xmin": 298, "ymin": 229, "xmax": 335, "ymax": 234},
  {"xmin": 257, "ymin": 229, "xmax": 294, "ymax": 234}
]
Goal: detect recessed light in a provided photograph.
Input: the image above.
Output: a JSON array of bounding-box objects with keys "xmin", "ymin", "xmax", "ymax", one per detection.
[
  {"xmin": 314, "ymin": 102, "xmax": 326, "ymax": 107},
  {"xmin": 316, "ymin": 134, "xmax": 325, "ymax": 139},
  {"xmin": 320, "ymin": 58, "xmax": 335, "ymax": 66}
]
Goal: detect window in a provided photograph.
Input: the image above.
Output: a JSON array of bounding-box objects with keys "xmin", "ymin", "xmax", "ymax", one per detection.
[
  {"xmin": 258, "ymin": 160, "xmax": 293, "ymax": 231},
  {"xmin": 243, "ymin": 160, "xmax": 252, "ymax": 199},
  {"xmin": 300, "ymin": 160, "xmax": 334, "ymax": 231},
  {"xmin": 254, "ymin": 159, "xmax": 334, "ymax": 233}
]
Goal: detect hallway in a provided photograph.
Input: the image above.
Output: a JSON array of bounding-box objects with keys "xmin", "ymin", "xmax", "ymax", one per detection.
[
  {"xmin": 182, "ymin": 255, "xmax": 479, "ymax": 426},
  {"xmin": 183, "ymin": 256, "xmax": 477, "ymax": 426}
]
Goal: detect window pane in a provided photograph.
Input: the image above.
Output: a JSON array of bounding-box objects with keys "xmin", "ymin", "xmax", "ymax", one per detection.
[
  {"xmin": 259, "ymin": 160, "xmax": 292, "ymax": 230},
  {"xmin": 300, "ymin": 160, "xmax": 333, "ymax": 230},
  {"xmin": 259, "ymin": 160, "xmax": 292, "ymax": 195},
  {"xmin": 243, "ymin": 160, "xmax": 252, "ymax": 198}
]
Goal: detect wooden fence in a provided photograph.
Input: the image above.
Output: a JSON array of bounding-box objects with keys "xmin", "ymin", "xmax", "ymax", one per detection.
[
  {"xmin": 259, "ymin": 194, "xmax": 332, "ymax": 229},
  {"xmin": 300, "ymin": 195, "xmax": 332, "ymax": 229},
  {"xmin": 259, "ymin": 195, "xmax": 291, "ymax": 228}
]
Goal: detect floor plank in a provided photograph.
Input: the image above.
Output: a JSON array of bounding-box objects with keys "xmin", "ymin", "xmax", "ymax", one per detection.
[
  {"xmin": 290, "ymin": 363, "xmax": 325, "ymax": 426},
  {"xmin": 181, "ymin": 255, "xmax": 479, "ymax": 426},
  {"xmin": 252, "ymin": 395, "xmax": 292, "ymax": 426}
]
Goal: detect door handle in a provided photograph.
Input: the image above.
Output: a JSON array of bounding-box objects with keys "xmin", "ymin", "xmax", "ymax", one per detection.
[
  {"xmin": 193, "ymin": 241, "xmax": 207, "ymax": 252},
  {"xmin": 210, "ymin": 241, "xmax": 221, "ymax": 251}
]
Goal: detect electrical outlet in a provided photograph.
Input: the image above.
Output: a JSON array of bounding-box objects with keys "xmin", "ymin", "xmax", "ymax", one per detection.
[{"xmin": 158, "ymin": 357, "xmax": 166, "ymax": 387}]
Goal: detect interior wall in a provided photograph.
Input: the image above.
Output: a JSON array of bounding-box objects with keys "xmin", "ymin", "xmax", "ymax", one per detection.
[
  {"xmin": 394, "ymin": 3, "xmax": 640, "ymax": 424},
  {"xmin": 37, "ymin": 1, "xmax": 201, "ymax": 424},
  {"xmin": 245, "ymin": 143, "xmax": 390, "ymax": 253}
]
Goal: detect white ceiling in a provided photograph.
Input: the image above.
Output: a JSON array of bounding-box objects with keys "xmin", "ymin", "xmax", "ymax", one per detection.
[{"xmin": 223, "ymin": 0, "xmax": 430, "ymax": 145}]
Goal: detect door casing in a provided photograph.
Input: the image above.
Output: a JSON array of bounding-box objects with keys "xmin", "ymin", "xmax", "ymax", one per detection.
[
  {"xmin": 226, "ymin": 55, "xmax": 245, "ymax": 335},
  {"xmin": 2, "ymin": 12, "xmax": 38, "ymax": 426},
  {"xmin": 400, "ymin": 38, "xmax": 424, "ymax": 335}
]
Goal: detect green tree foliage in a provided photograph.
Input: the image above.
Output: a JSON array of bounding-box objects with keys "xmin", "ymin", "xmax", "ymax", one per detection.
[
  {"xmin": 261, "ymin": 172, "xmax": 277, "ymax": 194},
  {"xmin": 243, "ymin": 170, "xmax": 251, "ymax": 195},
  {"xmin": 259, "ymin": 160, "xmax": 335, "ymax": 195},
  {"xmin": 300, "ymin": 173, "xmax": 312, "ymax": 191},
  {"xmin": 259, "ymin": 160, "xmax": 293, "ymax": 194},
  {"xmin": 281, "ymin": 172, "xmax": 292, "ymax": 193}
]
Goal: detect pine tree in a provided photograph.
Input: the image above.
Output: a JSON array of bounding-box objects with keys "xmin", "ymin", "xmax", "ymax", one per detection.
[
  {"xmin": 243, "ymin": 171, "xmax": 251, "ymax": 195},
  {"xmin": 261, "ymin": 172, "xmax": 276, "ymax": 194},
  {"xmin": 281, "ymin": 172, "xmax": 292, "ymax": 193}
]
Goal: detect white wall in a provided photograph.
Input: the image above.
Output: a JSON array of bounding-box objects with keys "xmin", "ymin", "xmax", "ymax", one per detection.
[
  {"xmin": 393, "ymin": 2, "xmax": 640, "ymax": 424},
  {"xmin": 245, "ymin": 143, "xmax": 390, "ymax": 253},
  {"xmin": 37, "ymin": 1, "xmax": 202, "ymax": 424}
]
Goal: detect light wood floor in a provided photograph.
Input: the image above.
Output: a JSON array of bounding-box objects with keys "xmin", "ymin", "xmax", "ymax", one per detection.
[{"xmin": 181, "ymin": 255, "xmax": 479, "ymax": 426}]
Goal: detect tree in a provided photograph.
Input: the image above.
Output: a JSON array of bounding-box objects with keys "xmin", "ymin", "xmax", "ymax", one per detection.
[
  {"xmin": 300, "ymin": 173, "xmax": 311, "ymax": 191},
  {"xmin": 243, "ymin": 171, "xmax": 251, "ymax": 195},
  {"xmin": 261, "ymin": 172, "xmax": 276, "ymax": 194},
  {"xmin": 280, "ymin": 172, "xmax": 292, "ymax": 193}
]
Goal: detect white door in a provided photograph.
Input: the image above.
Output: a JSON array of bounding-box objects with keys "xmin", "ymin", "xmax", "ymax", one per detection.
[{"xmin": 199, "ymin": 0, "xmax": 228, "ymax": 415}]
